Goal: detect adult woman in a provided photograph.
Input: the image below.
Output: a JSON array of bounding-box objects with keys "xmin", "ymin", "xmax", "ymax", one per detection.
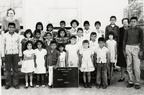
[
  {"xmin": 117, "ymin": 18, "xmax": 129, "ymax": 82},
  {"xmin": 1, "ymin": 8, "xmax": 20, "ymax": 34}
]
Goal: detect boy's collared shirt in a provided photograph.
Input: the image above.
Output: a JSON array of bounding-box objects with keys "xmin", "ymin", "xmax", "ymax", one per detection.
[
  {"xmin": 46, "ymin": 48, "xmax": 60, "ymax": 66},
  {"xmin": 2, "ymin": 32, "xmax": 22, "ymax": 57},
  {"xmin": 83, "ymin": 29, "xmax": 91, "ymax": 40},
  {"xmin": 94, "ymin": 47, "xmax": 109, "ymax": 63}
]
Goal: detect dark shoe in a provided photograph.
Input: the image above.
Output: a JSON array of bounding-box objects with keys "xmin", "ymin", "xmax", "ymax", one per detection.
[
  {"xmin": 87, "ymin": 83, "xmax": 92, "ymax": 88},
  {"xmin": 96, "ymin": 84, "xmax": 101, "ymax": 89},
  {"xmin": 126, "ymin": 83, "xmax": 134, "ymax": 88},
  {"xmin": 13, "ymin": 85, "xmax": 19, "ymax": 89},
  {"xmin": 24, "ymin": 86, "xmax": 28, "ymax": 89},
  {"xmin": 48, "ymin": 85, "xmax": 52, "ymax": 89},
  {"xmin": 108, "ymin": 79, "xmax": 111, "ymax": 86},
  {"xmin": 30, "ymin": 85, "xmax": 34, "ymax": 88},
  {"xmin": 118, "ymin": 78, "xmax": 125, "ymax": 82},
  {"xmin": 134, "ymin": 85, "xmax": 140, "ymax": 89},
  {"xmin": 5, "ymin": 85, "xmax": 11, "ymax": 90},
  {"xmin": 83, "ymin": 83, "xmax": 87, "ymax": 88},
  {"xmin": 102, "ymin": 85, "xmax": 107, "ymax": 89}
]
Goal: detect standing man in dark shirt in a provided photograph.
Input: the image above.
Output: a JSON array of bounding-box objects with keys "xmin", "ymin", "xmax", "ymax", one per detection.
[{"xmin": 123, "ymin": 17, "xmax": 143, "ymax": 89}]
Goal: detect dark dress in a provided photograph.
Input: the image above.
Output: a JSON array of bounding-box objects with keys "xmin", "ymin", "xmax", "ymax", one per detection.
[{"xmin": 117, "ymin": 27, "xmax": 127, "ymax": 67}]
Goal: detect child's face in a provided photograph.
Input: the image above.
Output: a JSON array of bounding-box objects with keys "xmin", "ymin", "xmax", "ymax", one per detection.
[
  {"xmin": 26, "ymin": 33, "xmax": 31, "ymax": 38},
  {"xmin": 98, "ymin": 41, "xmax": 105, "ymax": 48},
  {"xmin": 48, "ymin": 26, "xmax": 53, "ymax": 31},
  {"xmin": 36, "ymin": 33, "xmax": 41, "ymax": 38},
  {"xmin": 91, "ymin": 35, "xmax": 97, "ymax": 41},
  {"xmin": 51, "ymin": 44, "xmax": 57, "ymax": 50},
  {"xmin": 46, "ymin": 34, "xmax": 52, "ymax": 40},
  {"xmin": 8, "ymin": 25, "xmax": 15, "ymax": 33},
  {"xmin": 109, "ymin": 35, "xmax": 113, "ymax": 40},
  {"xmin": 95, "ymin": 24, "xmax": 100, "ymax": 29},
  {"xmin": 83, "ymin": 43, "xmax": 89, "ymax": 48},
  {"xmin": 60, "ymin": 31, "xmax": 65, "ymax": 37},
  {"xmin": 60, "ymin": 23, "xmax": 65, "ymax": 28},
  {"xmin": 72, "ymin": 22, "xmax": 78, "ymax": 29},
  {"xmin": 130, "ymin": 19, "xmax": 137, "ymax": 27},
  {"xmin": 70, "ymin": 38, "xmax": 76, "ymax": 44},
  {"xmin": 27, "ymin": 43, "xmax": 32, "ymax": 50},
  {"xmin": 77, "ymin": 30, "xmax": 83, "ymax": 37},
  {"xmin": 37, "ymin": 42, "xmax": 42, "ymax": 49},
  {"xmin": 59, "ymin": 46, "xmax": 64, "ymax": 52},
  {"xmin": 37, "ymin": 25, "xmax": 42, "ymax": 30},
  {"xmin": 110, "ymin": 18, "xmax": 116, "ymax": 25},
  {"xmin": 84, "ymin": 24, "xmax": 90, "ymax": 30}
]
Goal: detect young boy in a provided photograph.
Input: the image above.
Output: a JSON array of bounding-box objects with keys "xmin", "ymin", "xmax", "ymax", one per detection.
[
  {"xmin": 46, "ymin": 41, "xmax": 60, "ymax": 88},
  {"xmin": 76, "ymin": 28, "xmax": 84, "ymax": 48},
  {"xmin": 94, "ymin": 37, "xmax": 109, "ymax": 89},
  {"xmin": 94, "ymin": 21, "xmax": 105, "ymax": 41},
  {"xmin": 105, "ymin": 16, "xmax": 119, "ymax": 41},
  {"xmin": 83, "ymin": 20, "xmax": 91, "ymax": 41}
]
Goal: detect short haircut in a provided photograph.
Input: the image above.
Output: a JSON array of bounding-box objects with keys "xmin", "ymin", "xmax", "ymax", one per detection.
[
  {"xmin": 50, "ymin": 40, "xmax": 57, "ymax": 45},
  {"xmin": 70, "ymin": 35, "xmax": 77, "ymax": 39},
  {"xmin": 35, "ymin": 40, "xmax": 45, "ymax": 48},
  {"xmin": 82, "ymin": 40, "xmax": 89, "ymax": 44},
  {"xmin": 70, "ymin": 19, "xmax": 79, "ymax": 26},
  {"xmin": 130, "ymin": 17, "xmax": 138, "ymax": 21},
  {"xmin": 110, "ymin": 16, "xmax": 117, "ymax": 20},
  {"xmin": 98, "ymin": 37, "xmax": 106, "ymax": 42},
  {"xmin": 83, "ymin": 20, "xmax": 90, "ymax": 26},
  {"xmin": 122, "ymin": 18, "xmax": 130, "ymax": 24},
  {"xmin": 77, "ymin": 27, "xmax": 83, "ymax": 32},
  {"xmin": 34, "ymin": 29, "xmax": 41, "ymax": 37},
  {"xmin": 43, "ymin": 32, "xmax": 52, "ymax": 40},
  {"xmin": 90, "ymin": 32, "xmax": 97, "ymax": 36},
  {"xmin": 57, "ymin": 28, "xmax": 67, "ymax": 37},
  {"xmin": 35, "ymin": 22, "xmax": 43, "ymax": 30},
  {"xmin": 95, "ymin": 21, "xmax": 101, "ymax": 26},
  {"xmin": 7, "ymin": 8, "xmax": 15, "ymax": 16},
  {"xmin": 8, "ymin": 22, "xmax": 16, "ymax": 27},
  {"xmin": 60, "ymin": 20, "xmax": 66, "ymax": 25},
  {"xmin": 24, "ymin": 29, "xmax": 33, "ymax": 38},
  {"xmin": 24, "ymin": 40, "xmax": 34, "ymax": 50},
  {"xmin": 108, "ymin": 32, "xmax": 115, "ymax": 38},
  {"xmin": 46, "ymin": 23, "xmax": 53, "ymax": 31}
]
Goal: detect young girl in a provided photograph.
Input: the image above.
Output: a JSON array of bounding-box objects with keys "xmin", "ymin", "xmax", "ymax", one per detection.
[
  {"xmin": 76, "ymin": 28, "xmax": 84, "ymax": 48},
  {"xmin": 83, "ymin": 21, "xmax": 91, "ymax": 41},
  {"xmin": 43, "ymin": 32, "xmax": 53, "ymax": 49},
  {"xmin": 35, "ymin": 22, "xmax": 46, "ymax": 37},
  {"xmin": 55, "ymin": 28, "xmax": 69, "ymax": 45},
  {"xmin": 34, "ymin": 40, "xmax": 47, "ymax": 88},
  {"xmin": 46, "ymin": 23, "xmax": 56, "ymax": 38},
  {"xmin": 69, "ymin": 19, "xmax": 79, "ymax": 36},
  {"xmin": 21, "ymin": 41, "xmax": 35, "ymax": 88},
  {"xmin": 65, "ymin": 36, "xmax": 79, "ymax": 67},
  {"xmin": 89, "ymin": 32, "xmax": 99, "ymax": 51},
  {"xmin": 106, "ymin": 32, "xmax": 117, "ymax": 85},
  {"xmin": 79, "ymin": 40, "xmax": 95, "ymax": 88},
  {"xmin": 57, "ymin": 44, "xmax": 67, "ymax": 67},
  {"xmin": 33, "ymin": 29, "xmax": 43, "ymax": 43}
]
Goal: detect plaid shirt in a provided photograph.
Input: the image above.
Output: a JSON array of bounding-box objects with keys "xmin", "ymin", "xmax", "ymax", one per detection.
[{"xmin": 2, "ymin": 32, "xmax": 22, "ymax": 57}]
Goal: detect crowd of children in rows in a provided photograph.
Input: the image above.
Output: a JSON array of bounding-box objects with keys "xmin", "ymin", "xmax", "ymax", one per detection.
[{"xmin": 2, "ymin": 15, "xmax": 143, "ymax": 90}]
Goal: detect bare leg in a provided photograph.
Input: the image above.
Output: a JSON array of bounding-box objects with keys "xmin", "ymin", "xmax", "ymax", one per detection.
[
  {"xmin": 83, "ymin": 72, "xmax": 86, "ymax": 83},
  {"xmin": 25, "ymin": 73, "xmax": 28, "ymax": 86},
  {"xmin": 29, "ymin": 73, "xmax": 33, "ymax": 86}
]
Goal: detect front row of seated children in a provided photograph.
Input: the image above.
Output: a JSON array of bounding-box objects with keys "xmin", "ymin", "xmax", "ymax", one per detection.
[{"xmin": 21, "ymin": 35, "xmax": 112, "ymax": 89}]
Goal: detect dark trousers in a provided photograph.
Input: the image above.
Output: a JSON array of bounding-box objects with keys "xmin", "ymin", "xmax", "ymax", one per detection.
[
  {"xmin": 96, "ymin": 63, "xmax": 107, "ymax": 86},
  {"xmin": 5, "ymin": 54, "xmax": 19, "ymax": 86}
]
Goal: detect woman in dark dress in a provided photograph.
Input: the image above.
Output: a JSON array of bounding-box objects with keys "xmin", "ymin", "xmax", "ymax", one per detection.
[{"xmin": 117, "ymin": 18, "xmax": 129, "ymax": 82}]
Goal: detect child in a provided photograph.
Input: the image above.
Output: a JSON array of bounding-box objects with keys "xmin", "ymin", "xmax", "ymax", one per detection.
[
  {"xmin": 43, "ymin": 32, "xmax": 53, "ymax": 49},
  {"xmin": 106, "ymin": 32, "xmax": 117, "ymax": 85},
  {"xmin": 83, "ymin": 21, "xmax": 91, "ymax": 41},
  {"xmin": 46, "ymin": 23, "xmax": 56, "ymax": 38},
  {"xmin": 55, "ymin": 28, "xmax": 69, "ymax": 45},
  {"xmin": 105, "ymin": 16, "xmax": 119, "ymax": 41},
  {"xmin": 35, "ymin": 22, "xmax": 46, "ymax": 37},
  {"xmin": 89, "ymin": 32, "xmax": 99, "ymax": 51},
  {"xmin": 94, "ymin": 21, "xmax": 105, "ymax": 41},
  {"xmin": 79, "ymin": 40, "xmax": 95, "ymax": 88},
  {"xmin": 65, "ymin": 36, "xmax": 79, "ymax": 67},
  {"xmin": 57, "ymin": 44, "xmax": 67, "ymax": 67},
  {"xmin": 46, "ymin": 41, "xmax": 60, "ymax": 88},
  {"xmin": 33, "ymin": 29, "xmax": 43, "ymax": 43},
  {"xmin": 21, "ymin": 41, "xmax": 35, "ymax": 88},
  {"xmin": 60, "ymin": 20, "xmax": 70, "ymax": 38},
  {"xmin": 21, "ymin": 29, "xmax": 34, "ymax": 53},
  {"xmin": 69, "ymin": 19, "xmax": 79, "ymax": 36},
  {"xmin": 94, "ymin": 37, "xmax": 109, "ymax": 89},
  {"xmin": 34, "ymin": 40, "xmax": 47, "ymax": 88},
  {"xmin": 76, "ymin": 28, "xmax": 84, "ymax": 48}
]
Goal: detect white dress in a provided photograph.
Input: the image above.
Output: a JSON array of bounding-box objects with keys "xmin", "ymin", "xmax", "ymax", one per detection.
[
  {"xmin": 21, "ymin": 49, "xmax": 35, "ymax": 73},
  {"xmin": 34, "ymin": 49, "xmax": 47, "ymax": 74},
  {"xmin": 106, "ymin": 40, "xmax": 117, "ymax": 63},
  {"xmin": 83, "ymin": 29, "xmax": 91, "ymax": 41},
  {"xmin": 89, "ymin": 40, "xmax": 99, "ymax": 51},
  {"xmin": 59, "ymin": 51, "xmax": 66, "ymax": 67},
  {"xmin": 76, "ymin": 36, "xmax": 84, "ymax": 48},
  {"xmin": 66, "ymin": 44, "xmax": 79, "ymax": 67},
  {"xmin": 79, "ymin": 48, "xmax": 95, "ymax": 72}
]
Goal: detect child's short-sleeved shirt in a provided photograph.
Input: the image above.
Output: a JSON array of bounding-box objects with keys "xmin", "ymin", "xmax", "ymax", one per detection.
[{"xmin": 94, "ymin": 47, "xmax": 109, "ymax": 63}]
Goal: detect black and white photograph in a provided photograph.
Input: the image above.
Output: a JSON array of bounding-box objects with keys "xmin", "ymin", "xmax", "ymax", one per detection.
[{"xmin": 0, "ymin": 0, "xmax": 144, "ymax": 95}]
